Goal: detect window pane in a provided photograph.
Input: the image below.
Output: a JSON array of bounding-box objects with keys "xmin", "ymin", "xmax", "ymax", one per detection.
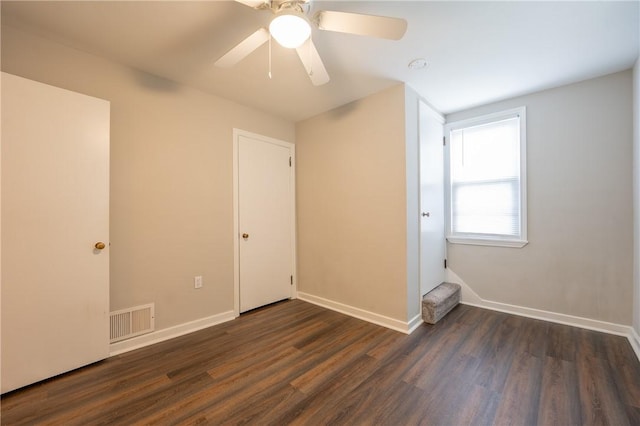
[
  {"xmin": 452, "ymin": 178, "xmax": 520, "ymax": 236},
  {"xmin": 449, "ymin": 114, "xmax": 521, "ymax": 239},
  {"xmin": 450, "ymin": 117, "xmax": 520, "ymax": 182}
]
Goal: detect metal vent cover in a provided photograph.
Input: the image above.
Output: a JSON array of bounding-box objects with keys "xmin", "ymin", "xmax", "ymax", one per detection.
[{"xmin": 110, "ymin": 303, "xmax": 155, "ymax": 343}]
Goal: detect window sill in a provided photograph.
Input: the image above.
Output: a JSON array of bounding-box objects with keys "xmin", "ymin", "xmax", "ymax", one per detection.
[{"xmin": 446, "ymin": 236, "xmax": 528, "ymax": 248}]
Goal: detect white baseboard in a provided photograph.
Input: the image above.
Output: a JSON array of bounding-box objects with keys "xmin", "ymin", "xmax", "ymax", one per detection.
[
  {"xmin": 461, "ymin": 299, "xmax": 640, "ymax": 363},
  {"xmin": 630, "ymin": 328, "xmax": 640, "ymax": 361},
  {"xmin": 407, "ymin": 314, "xmax": 423, "ymax": 334},
  {"xmin": 447, "ymin": 268, "xmax": 640, "ymax": 362},
  {"xmin": 109, "ymin": 310, "xmax": 236, "ymax": 356},
  {"xmin": 297, "ymin": 292, "xmax": 417, "ymax": 334},
  {"xmin": 107, "ymin": 288, "xmax": 640, "ymax": 364},
  {"xmin": 460, "ymin": 299, "xmax": 631, "ymax": 336}
]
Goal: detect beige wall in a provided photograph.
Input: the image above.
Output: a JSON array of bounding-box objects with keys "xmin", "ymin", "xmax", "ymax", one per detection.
[
  {"xmin": 295, "ymin": 84, "xmax": 409, "ymax": 321},
  {"xmin": 447, "ymin": 70, "xmax": 634, "ymax": 325},
  {"xmin": 6, "ymin": 22, "xmax": 633, "ymax": 335},
  {"xmin": 1, "ymin": 26, "xmax": 295, "ymax": 330}
]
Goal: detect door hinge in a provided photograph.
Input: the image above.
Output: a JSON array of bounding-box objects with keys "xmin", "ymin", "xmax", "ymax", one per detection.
[
  {"xmin": 290, "ymin": 275, "xmax": 293, "ymax": 285},
  {"xmin": 289, "ymin": 157, "xmax": 292, "ymax": 167},
  {"xmin": 444, "ymin": 259, "xmax": 447, "ymax": 269},
  {"xmin": 443, "ymin": 136, "xmax": 446, "ymax": 146}
]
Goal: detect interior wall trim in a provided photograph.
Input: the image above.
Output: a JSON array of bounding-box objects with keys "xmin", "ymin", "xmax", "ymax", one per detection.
[
  {"xmin": 297, "ymin": 291, "xmax": 417, "ymax": 334},
  {"xmin": 407, "ymin": 313, "xmax": 424, "ymax": 334},
  {"xmin": 459, "ymin": 299, "xmax": 632, "ymax": 335},
  {"xmin": 109, "ymin": 310, "xmax": 235, "ymax": 356},
  {"xmin": 447, "ymin": 268, "xmax": 640, "ymax": 362},
  {"xmin": 630, "ymin": 328, "xmax": 640, "ymax": 361},
  {"xmin": 460, "ymin": 299, "xmax": 640, "ymax": 363}
]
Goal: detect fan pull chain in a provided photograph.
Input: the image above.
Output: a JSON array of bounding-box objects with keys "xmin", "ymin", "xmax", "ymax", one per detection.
[{"xmin": 268, "ymin": 34, "xmax": 272, "ymax": 79}]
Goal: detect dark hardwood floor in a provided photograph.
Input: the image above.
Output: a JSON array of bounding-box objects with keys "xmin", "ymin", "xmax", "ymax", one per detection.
[{"xmin": 2, "ymin": 299, "xmax": 639, "ymax": 425}]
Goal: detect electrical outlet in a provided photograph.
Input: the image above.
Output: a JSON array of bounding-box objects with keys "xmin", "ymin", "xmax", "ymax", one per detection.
[{"xmin": 194, "ymin": 275, "xmax": 203, "ymax": 289}]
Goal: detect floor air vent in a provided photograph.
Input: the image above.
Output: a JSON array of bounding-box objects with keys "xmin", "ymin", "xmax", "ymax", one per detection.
[{"xmin": 110, "ymin": 303, "xmax": 155, "ymax": 343}]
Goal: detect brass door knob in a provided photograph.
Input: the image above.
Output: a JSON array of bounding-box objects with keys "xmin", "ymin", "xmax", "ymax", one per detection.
[
  {"xmin": 242, "ymin": 233, "xmax": 249, "ymax": 239},
  {"xmin": 94, "ymin": 242, "xmax": 106, "ymax": 250}
]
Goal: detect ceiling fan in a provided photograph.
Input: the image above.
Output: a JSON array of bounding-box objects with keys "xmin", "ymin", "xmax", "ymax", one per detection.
[{"xmin": 215, "ymin": 0, "xmax": 408, "ymax": 86}]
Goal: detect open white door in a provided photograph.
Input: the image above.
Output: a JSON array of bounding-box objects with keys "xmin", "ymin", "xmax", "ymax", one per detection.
[
  {"xmin": 419, "ymin": 101, "xmax": 446, "ymax": 296},
  {"xmin": 234, "ymin": 130, "xmax": 295, "ymax": 314},
  {"xmin": 1, "ymin": 73, "xmax": 110, "ymax": 393}
]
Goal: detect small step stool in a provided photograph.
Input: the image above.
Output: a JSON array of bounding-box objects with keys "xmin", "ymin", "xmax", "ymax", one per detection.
[{"xmin": 422, "ymin": 282, "xmax": 461, "ymax": 324}]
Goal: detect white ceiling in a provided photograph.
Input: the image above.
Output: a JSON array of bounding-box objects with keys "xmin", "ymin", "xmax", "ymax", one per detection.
[{"xmin": 2, "ymin": 1, "xmax": 639, "ymax": 122}]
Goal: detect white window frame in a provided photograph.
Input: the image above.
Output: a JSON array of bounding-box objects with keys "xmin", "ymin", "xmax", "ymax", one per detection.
[{"xmin": 444, "ymin": 106, "xmax": 528, "ymax": 248}]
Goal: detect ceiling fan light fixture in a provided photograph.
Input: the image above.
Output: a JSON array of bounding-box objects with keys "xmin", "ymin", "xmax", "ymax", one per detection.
[{"xmin": 269, "ymin": 10, "xmax": 311, "ymax": 49}]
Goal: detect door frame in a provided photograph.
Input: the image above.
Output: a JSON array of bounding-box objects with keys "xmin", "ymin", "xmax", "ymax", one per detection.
[{"xmin": 232, "ymin": 128, "xmax": 297, "ymax": 317}]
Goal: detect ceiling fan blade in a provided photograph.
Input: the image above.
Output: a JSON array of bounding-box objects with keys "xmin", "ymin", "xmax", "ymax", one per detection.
[
  {"xmin": 315, "ymin": 10, "xmax": 407, "ymax": 40},
  {"xmin": 215, "ymin": 28, "xmax": 270, "ymax": 68},
  {"xmin": 296, "ymin": 38, "xmax": 330, "ymax": 86},
  {"xmin": 234, "ymin": 0, "xmax": 269, "ymax": 9}
]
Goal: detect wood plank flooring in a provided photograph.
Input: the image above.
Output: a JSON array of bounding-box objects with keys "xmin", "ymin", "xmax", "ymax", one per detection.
[{"xmin": 2, "ymin": 300, "xmax": 639, "ymax": 425}]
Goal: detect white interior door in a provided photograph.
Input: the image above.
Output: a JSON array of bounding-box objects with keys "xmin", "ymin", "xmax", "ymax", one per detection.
[
  {"xmin": 236, "ymin": 131, "xmax": 294, "ymax": 313},
  {"xmin": 1, "ymin": 73, "xmax": 110, "ymax": 393},
  {"xmin": 419, "ymin": 101, "xmax": 446, "ymax": 296}
]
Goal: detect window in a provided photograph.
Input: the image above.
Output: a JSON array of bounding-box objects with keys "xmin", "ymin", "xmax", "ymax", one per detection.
[{"xmin": 445, "ymin": 107, "xmax": 527, "ymax": 247}]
